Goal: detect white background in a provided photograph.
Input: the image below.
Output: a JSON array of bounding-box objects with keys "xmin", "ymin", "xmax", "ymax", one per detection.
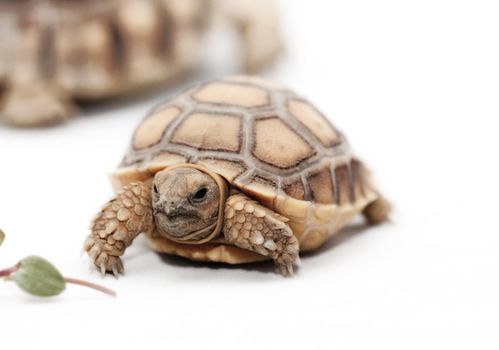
[{"xmin": 1, "ymin": 1, "xmax": 498, "ymax": 349}]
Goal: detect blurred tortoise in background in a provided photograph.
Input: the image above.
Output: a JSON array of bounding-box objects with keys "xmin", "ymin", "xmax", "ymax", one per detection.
[
  {"xmin": 84, "ymin": 76, "xmax": 391, "ymax": 276},
  {"xmin": 0, "ymin": 0, "xmax": 282, "ymax": 127}
]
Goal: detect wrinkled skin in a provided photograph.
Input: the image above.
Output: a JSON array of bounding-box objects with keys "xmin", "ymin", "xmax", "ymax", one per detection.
[{"xmin": 152, "ymin": 167, "xmax": 220, "ymax": 241}]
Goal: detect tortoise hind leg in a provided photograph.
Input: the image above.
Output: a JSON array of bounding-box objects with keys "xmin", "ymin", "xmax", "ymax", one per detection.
[
  {"xmin": 0, "ymin": 81, "xmax": 76, "ymax": 128},
  {"xmin": 363, "ymin": 196, "xmax": 392, "ymax": 225},
  {"xmin": 221, "ymin": 0, "xmax": 283, "ymax": 72}
]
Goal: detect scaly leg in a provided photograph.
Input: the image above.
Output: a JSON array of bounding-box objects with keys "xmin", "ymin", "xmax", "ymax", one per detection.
[
  {"xmin": 84, "ymin": 182, "xmax": 154, "ymax": 276},
  {"xmin": 224, "ymin": 193, "xmax": 300, "ymax": 276},
  {"xmin": 0, "ymin": 81, "xmax": 76, "ymax": 128}
]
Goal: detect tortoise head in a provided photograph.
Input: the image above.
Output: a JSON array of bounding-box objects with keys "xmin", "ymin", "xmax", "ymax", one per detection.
[{"xmin": 152, "ymin": 164, "xmax": 227, "ymax": 243}]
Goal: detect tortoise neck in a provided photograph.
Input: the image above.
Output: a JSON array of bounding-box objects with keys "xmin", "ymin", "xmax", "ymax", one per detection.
[{"xmin": 157, "ymin": 163, "xmax": 228, "ymax": 244}]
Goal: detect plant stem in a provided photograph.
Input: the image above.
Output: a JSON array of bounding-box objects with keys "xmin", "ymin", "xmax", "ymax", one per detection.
[
  {"xmin": 64, "ymin": 277, "xmax": 117, "ymax": 297},
  {"xmin": 0, "ymin": 264, "xmax": 19, "ymax": 278}
]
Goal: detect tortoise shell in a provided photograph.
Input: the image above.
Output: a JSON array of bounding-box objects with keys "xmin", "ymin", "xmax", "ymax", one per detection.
[
  {"xmin": 0, "ymin": 0, "xmax": 207, "ymax": 99},
  {"xmin": 114, "ymin": 76, "xmax": 380, "ymax": 264}
]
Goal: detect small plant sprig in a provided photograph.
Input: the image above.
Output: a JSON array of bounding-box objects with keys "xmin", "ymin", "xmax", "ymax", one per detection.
[{"xmin": 0, "ymin": 229, "xmax": 116, "ymax": 298}]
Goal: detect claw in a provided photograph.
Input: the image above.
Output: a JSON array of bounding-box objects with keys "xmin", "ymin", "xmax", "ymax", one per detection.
[
  {"xmin": 112, "ymin": 264, "xmax": 120, "ymax": 278},
  {"xmin": 275, "ymin": 255, "xmax": 299, "ymax": 276},
  {"xmin": 100, "ymin": 263, "xmax": 106, "ymax": 276},
  {"xmin": 88, "ymin": 245, "xmax": 101, "ymax": 262},
  {"xmin": 83, "ymin": 237, "xmax": 95, "ymax": 251},
  {"xmin": 275, "ymin": 263, "xmax": 289, "ymax": 276},
  {"xmin": 118, "ymin": 259, "xmax": 124, "ymax": 275}
]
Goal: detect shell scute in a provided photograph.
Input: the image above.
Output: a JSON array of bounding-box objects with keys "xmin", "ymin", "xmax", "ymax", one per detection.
[
  {"xmin": 334, "ymin": 163, "xmax": 354, "ymax": 205},
  {"xmin": 282, "ymin": 179, "xmax": 306, "ymax": 201},
  {"xmin": 307, "ymin": 165, "xmax": 335, "ymax": 204},
  {"xmin": 288, "ymin": 99, "xmax": 341, "ymax": 148},
  {"xmin": 252, "ymin": 117, "xmax": 316, "ymax": 169},
  {"xmin": 196, "ymin": 158, "xmax": 247, "ymax": 182},
  {"xmin": 133, "ymin": 106, "xmax": 181, "ymax": 150},
  {"xmin": 170, "ymin": 112, "xmax": 242, "ymax": 152},
  {"xmin": 193, "ymin": 81, "xmax": 270, "ymax": 108},
  {"xmin": 147, "ymin": 152, "xmax": 188, "ymax": 172}
]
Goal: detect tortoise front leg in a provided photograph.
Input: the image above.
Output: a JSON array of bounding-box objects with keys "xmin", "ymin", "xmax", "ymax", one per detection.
[
  {"xmin": 0, "ymin": 81, "xmax": 76, "ymax": 127},
  {"xmin": 84, "ymin": 182, "xmax": 154, "ymax": 276},
  {"xmin": 223, "ymin": 193, "xmax": 300, "ymax": 276}
]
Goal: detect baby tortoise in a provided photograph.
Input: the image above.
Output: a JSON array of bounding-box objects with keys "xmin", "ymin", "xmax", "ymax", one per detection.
[
  {"xmin": 0, "ymin": 0, "xmax": 282, "ymax": 127},
  {"xmin": 85, "ymin": 76, "xmax": 391, "ymax": 276}
]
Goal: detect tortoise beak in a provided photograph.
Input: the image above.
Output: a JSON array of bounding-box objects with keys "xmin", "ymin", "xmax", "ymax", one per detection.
[{"xmin": 161, "ymin": 199, "xmax": 191, "ymax": 217}]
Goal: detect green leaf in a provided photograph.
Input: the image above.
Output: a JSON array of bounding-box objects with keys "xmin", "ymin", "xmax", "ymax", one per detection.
[
  {"xmin": 0, "ymin": 229, "xmax": 4, "ymax": 247},
  {"xmin": 14, "ymin": 256, "xmax": 66, "ymax": 297}
]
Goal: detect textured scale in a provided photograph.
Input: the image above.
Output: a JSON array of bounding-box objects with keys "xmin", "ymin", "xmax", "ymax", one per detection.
[
  {"xmin": 85, "ymin": 182, "xmax": 154, "ymax": 275},
  {"xmin": 115, "ymin": 76, "xmax": 382, "ymax": 263},
  {"xmin": 224, "ymin": 194, "xmax": 300, "ymax": 275}
]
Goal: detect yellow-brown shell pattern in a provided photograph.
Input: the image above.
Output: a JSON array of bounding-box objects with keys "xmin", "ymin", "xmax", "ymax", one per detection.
[
  {"xmin": 120, "ymin": 76, "xmax": 379, "ymax": 252},
  {"xmin": 0, "ymin": 0, "xmax": 208, "ymax": 98}
]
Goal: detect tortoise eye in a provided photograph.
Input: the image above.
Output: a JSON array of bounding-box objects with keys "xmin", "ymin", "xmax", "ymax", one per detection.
[
  {"xmin": 191, "ymin": 187, "xmax": 208, "ymax": 203},
  {"xmin": 153, "ymin": 184, "xmax": 159, "ymax": 194}
]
